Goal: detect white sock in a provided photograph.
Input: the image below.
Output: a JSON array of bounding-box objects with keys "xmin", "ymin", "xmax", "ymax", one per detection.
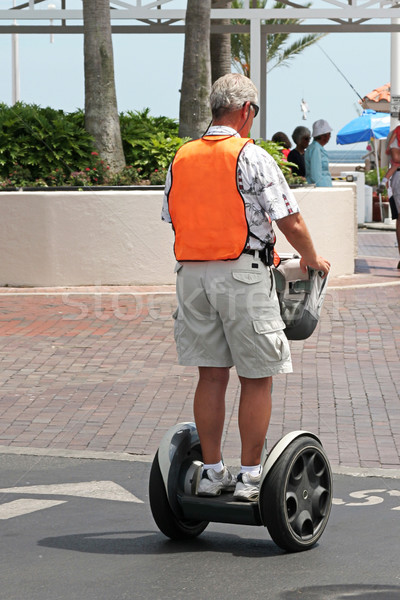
[
  {"xmin": 203, "ymin": 460, "xmax": 223, "ymax": 473},
  {"xmin": 240, "ymin": 464, "xmax": 261, "ymax": 477}
]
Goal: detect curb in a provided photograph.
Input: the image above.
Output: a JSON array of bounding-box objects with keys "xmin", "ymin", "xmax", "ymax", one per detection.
[
  {"xmin": 1, "ymin": 445, "xmax": 400, "ymax": 479},
  {"xmin": 359, "ymin": 222, "xmax": 396, "ymax": 231}
]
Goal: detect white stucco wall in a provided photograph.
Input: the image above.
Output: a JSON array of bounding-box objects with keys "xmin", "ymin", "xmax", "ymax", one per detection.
[
  {"xmin": 275, "ymin": 186, "xmax": 356, "ymax": 276},
  {"xmin": 0, "ymin": 187, "xmax": 356, "ymax": 287}
]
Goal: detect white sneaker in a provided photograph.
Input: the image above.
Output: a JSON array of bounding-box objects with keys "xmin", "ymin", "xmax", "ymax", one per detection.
[
  {"xmin": 233, "ymin": 471, "xmax": 261, "ymax": 502},
  {"xmin": 197, "ymin": 466, "xmax": 236, "ymax": 496}
]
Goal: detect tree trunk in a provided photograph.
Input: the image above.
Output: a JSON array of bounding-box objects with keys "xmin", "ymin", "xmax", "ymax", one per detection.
[
  {"xmin": 83, "ymin": 0, "xmax": 125, "ymax": 172},
  {"xmin": 179, "ymin": 0, "xmax": 212, "ymax": 139},
  {"xmin": 210, "ymin": 0, "xmax": 232, "ymax": 83}
]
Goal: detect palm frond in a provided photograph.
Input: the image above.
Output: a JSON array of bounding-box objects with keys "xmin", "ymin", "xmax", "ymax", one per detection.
[
  {"xmin": 230, "ymin": 0, "xmax": 327, "ymax": 77},
  {"xmin": 267, "ymin": 33, "xmax": 290, "ymax": 59},
  {"xmin": 267, "ymin": 33, "xmax": 326, "ymax": 72}
]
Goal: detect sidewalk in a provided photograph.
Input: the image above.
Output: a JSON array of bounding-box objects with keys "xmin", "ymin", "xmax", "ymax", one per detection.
[{"xmin": 0, "ymin": 230, "xmax": 399, "ymax": 471}]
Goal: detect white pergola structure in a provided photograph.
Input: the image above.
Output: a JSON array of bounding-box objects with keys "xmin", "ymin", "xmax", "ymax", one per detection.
[{"xmin": 2, "ymin": 0, "xmax": 400, "ymax": 136}]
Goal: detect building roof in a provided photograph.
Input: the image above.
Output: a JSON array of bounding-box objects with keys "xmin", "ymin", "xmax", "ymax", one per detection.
[{"xmin": 360, "ymin": 84, "xmax": 391, "ymax": 112}]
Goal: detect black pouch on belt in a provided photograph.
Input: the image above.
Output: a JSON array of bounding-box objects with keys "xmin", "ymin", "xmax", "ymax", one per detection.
[{"xmin": 259, "ymin": 245, "xmax": 274, "ymax": 267}]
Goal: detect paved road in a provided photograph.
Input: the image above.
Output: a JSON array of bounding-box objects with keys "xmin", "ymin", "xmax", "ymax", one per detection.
[{"xmin": 1, "ymin": 454, "xmax": 400, "ymax": 600}]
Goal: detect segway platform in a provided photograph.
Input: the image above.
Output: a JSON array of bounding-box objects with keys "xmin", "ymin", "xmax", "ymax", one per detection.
[
  {"xmin": 179, "ymin": 490, "xmax": 262, "ymax": 526},
  {"xmin": 149, "ymin": 422, "xmax": 333, "ymax": 553}
]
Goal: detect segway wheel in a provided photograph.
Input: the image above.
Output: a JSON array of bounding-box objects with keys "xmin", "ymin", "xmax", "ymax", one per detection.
[
  {"xmin": 149, "ymin": 451, "xmax": 209, "ymax": 540},
  {"xmin": 260, "ymin": 436, "xmax": 332, "ymax": 552}
]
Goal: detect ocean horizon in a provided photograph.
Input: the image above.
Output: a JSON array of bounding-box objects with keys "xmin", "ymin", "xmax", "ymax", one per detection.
[{"xmin": 328, "ymin": 149, "xmax": 366, "ymax": 163}]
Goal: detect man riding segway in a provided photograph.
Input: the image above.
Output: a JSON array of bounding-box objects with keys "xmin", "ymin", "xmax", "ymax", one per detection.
[{"xmin": 161, "ymin": 73, "xmax": 330, "ymax": 502}]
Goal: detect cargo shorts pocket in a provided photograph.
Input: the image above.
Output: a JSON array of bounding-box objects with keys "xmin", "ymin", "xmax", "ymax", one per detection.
[
  {"xmin": 253, "ymin": 319, "xmax": 290, "ymax": 362},
  {"xmin": 232, "ymin": 271, "xmax": 263, "ymax": 285}
]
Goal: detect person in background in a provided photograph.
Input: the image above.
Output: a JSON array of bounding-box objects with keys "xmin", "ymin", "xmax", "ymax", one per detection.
[
  {"xmin": 388, "ymin": 172, "xmax": 400, "ymax": 269},
  {"xmin": 162, "ymin": 73, "xmax": 330, "ymax": 502},
  {"xmin": 379, "ymin": 120, "xmax": 400, "ymax": 191},
  {"xmin": 305, "ymin": 119, "xmax": 333, "ymax": 187},
  {"xmin": 272, "ymin": 131, "xmax": 292, "ymax": 159},
  {"xmin": 287, "ymin": 126, "xmax": 311, "ymax": 177}
]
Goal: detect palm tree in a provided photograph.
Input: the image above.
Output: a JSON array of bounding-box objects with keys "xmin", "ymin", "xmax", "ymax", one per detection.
[
  {"xmin": 83, "ymin": 0, "xmax": 125, "ymax": 172},
  {"xmin": 231, "ymin": 0, "xmax": 325, "ymax": 76},
  {"xmin": 210, "ymin": 0, "xmax": 232, "ymax": 84},
  {"xmin": 179, "ymin": 0, "xmax": 212, "ymax": 139}
]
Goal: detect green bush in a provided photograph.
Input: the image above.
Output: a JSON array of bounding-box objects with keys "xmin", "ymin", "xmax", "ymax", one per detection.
[
  {"xmin": 364, "ymin": 168, "xmax": 386, "ymax": 187},
  {"xmin": 119, "ymin": 108, "xmax": 185, "ymax": 180},
  {"xmin": 124, "ymin": 132, "xmax": 189, "ymax": 179},
  {"xmin": 119, "ymin": 108, "xmax": 179, "ymax": 139},
  {"xmin": 0, "ymin": 104, "xmax": 184, "ymax": 187},
  {"xmin": 149, "ymin": 167, "xmax": 168, "ymax": 185},
  {"xmin": 119, "ymin": 108, "xmax": 188, "ymax": 179},
  {"xmin": 106, "ymin": 165, "xmax": 142, "ymax": 186},
  {"xmin": 255, "ymin": 138, "xmax": 293, "ymax": 175},
  {"xmin": 0, "ymin": 103, "xmax": 293, "ymax": 188},
  {"xmin": 0, "ymin": 103, "xmax": 96, "ymax": 182}
]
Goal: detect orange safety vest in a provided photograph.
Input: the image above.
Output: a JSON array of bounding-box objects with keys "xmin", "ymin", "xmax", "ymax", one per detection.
[{"xmin": 167, "ymin": 135, "xmax": 252, "ymax": 261}]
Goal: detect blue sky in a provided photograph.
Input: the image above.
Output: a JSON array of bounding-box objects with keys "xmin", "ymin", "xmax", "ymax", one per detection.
[{"xmin": 0, "ymin": 1, "xmax": 390, "ymax": 152}]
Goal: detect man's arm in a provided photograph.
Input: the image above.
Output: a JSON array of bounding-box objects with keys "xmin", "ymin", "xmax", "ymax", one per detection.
[
  {"xmin": 276, "ymin": 212, "xmax": 330, "ymax": 276},
  {"xmin": 386, "ymin": 129, "xmax": 397, "ymax": 154}
]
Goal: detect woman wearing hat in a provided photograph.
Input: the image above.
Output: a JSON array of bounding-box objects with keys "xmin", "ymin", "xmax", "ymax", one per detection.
[{"xmin": 305, "ymin": 119, "xmax": 333, "ymax": 187}]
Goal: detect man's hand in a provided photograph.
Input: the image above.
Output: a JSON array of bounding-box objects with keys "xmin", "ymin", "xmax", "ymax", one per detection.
[{"xmin": 300, "ymin": 256, "xmax": 330, "ymax": 277}]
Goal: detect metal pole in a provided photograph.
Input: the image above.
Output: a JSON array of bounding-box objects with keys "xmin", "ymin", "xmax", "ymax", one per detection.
[
  {"xmin": 250, "ymin": 17, "xmax": 261, "ymax": 139},
  {"xmin": 390, "ymin": 15, "xmax": 400, "ymax": 130},
  {"xmin": 388, "ymin": 11, "xmax": 400, "ymax": 222},
  {"xmin": 260, "ymin": 31, "xmax": 267, "ymax": 140},
  {"xmin": 48, "ymin": 3, "xmax": 56, "ymax": 43},
  {"xmin": 11, "ymin": 0, "xmax": 20, "ymax": 104}
]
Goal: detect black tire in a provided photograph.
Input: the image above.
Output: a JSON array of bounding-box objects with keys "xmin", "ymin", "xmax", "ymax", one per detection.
[
  {"xmin": 260, "ymin": 436, "xmax": 332, "ymax": 552},
  {"xmin": 149, "ymin": 451, "xmax": 209, "ymax": 540}
]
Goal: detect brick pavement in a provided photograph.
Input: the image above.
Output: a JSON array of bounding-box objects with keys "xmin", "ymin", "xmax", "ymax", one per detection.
[{"xmin": 0, "ymin": 230, "xmax": 400, "ymax": 470}]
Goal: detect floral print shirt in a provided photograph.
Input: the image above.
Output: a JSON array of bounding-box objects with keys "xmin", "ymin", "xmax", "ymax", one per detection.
[{"xmin": 161, "ymin": 125, "xmax": 299, "ymax": 249}]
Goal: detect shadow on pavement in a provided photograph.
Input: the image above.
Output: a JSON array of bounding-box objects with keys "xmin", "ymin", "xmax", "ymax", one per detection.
[{"xmin": 38, "ymin": 528, "xmax": 286, "ymax": 558}]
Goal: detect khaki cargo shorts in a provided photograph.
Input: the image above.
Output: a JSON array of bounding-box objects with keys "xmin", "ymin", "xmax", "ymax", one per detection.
[{"xmin": 173, "ymin": 252, "xmax": 292, "ymax": 378}]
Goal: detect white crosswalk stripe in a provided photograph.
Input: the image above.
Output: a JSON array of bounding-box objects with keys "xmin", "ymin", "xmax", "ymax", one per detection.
[
  {"xmin": 0, "ymin": 499, "xmax": 67, "ymax": 520},
  {"xmin": 0, "ymin": 481, "xmax": 143, "ymax": 503},
  {"xmin": 0, "ymin": 480, "xmax": 143, "ymax": 519}
]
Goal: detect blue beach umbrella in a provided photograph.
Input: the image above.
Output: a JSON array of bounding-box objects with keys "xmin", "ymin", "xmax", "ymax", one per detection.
[
  {"xmin": 336, "ymin": 109, "xmax": 390, "ymax": 222},
  {"xmin": 336, "ymin": 109, "xmax": 390, "ymax": 144}
]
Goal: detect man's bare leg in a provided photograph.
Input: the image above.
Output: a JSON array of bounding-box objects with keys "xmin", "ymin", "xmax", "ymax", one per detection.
[
  {"xmin": 193, "ymin": 366, "xmax": 230, "ymax": 465},
  {"xmin": 238, "ymin": 376, "xmax": 272, "ymax": 466}
]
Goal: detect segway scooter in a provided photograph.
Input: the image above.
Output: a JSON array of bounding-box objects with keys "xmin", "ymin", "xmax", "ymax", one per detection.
[
  {"xmin": 149, "ymin": 422, "xmax": 332, "ymax": 553},
  {"xmin": 149, "ymin": 258, "xmax": 332, "ymax": 552}
]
